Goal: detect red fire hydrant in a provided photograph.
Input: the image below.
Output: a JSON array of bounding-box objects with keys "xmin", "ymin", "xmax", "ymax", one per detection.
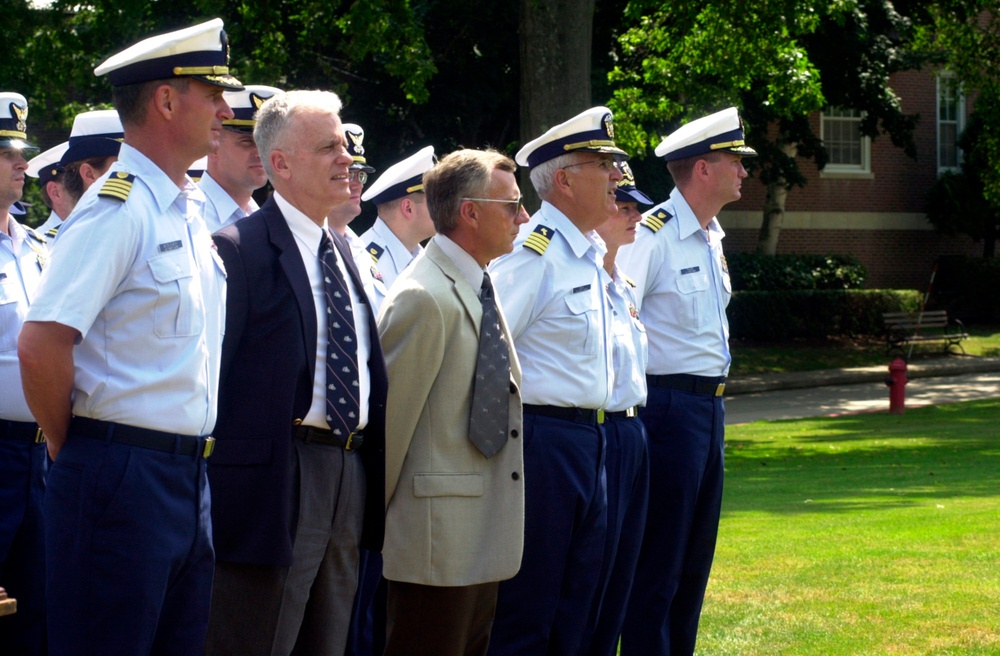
[{"xmin": 884, "ymin": 357, "xmax": 908, "ymax": 415}]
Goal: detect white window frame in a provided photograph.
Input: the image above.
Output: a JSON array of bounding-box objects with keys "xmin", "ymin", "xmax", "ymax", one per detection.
[
  {"xmin": 820, "ymin": 107, "xmax": 871, "ymax": 175},
  {"xmin": 937, "ymin": 72, "xmax": 966, "ymax": 174}
]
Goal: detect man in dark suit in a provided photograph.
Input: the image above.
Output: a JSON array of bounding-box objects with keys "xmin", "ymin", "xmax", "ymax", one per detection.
[{"xmin": 205, "ymin": 89, "xmax": 387, "ymax": 656}]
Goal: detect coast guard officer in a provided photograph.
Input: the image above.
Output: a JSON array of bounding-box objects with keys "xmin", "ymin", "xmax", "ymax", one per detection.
[
  {"xmin": 360, "ymin": 146, "xmax": 436, "ymax": 289},
  {"xmin": 0, "ymin": 90, "xmax": 46, "ymax": 655},
  {"xmin": 28, "ymin": 109, "xmax": 124, "ymax": 235},
  {"xmin": 17, "ymin": 19, "xmax": 241, "ymax": 654},
  {"xmin": 585, "ymin": 161, "xmax": 653, "ymax": 656},
  {"xmin": 27, "ymin": 142, "xmax": 71, "ymax": 233},
  {"xmin": 487, "ymin": 106, "xmax": 625, "ymax": 656},
  {"xmin": 201, "ymin": 84, "xmax": 281, "ymax": 232},
  {"xmin": 337, "ymin": 123, "xmax": 388, "ymax": 310},
  {"xmin": 618, "ymin": 107, "xmax": 756, "ymax": 656}
]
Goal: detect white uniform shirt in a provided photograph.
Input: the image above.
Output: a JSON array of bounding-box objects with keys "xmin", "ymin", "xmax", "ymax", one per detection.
[
  {"xmin": 360, "ymin": 217, "xmax": 422, "ymax": 290},
  {"xmin": 345, "ymin": 225, "xmax": 388, "ymax": 314},
  {"xmin": 198, "ymin": 171, "xmax": 259, "ymax": 233},
  {"xmin": 618, "ymin": 186, "xmax": 732, "ymax": 377},
  {"xmin": 26, "ymin": 144, "xmax": 227, "ymax": 436},
  {"xmin": 490, "ymin": 201, "xmax": 614, "ymax": 409},
  {"xmin": 275, "ymin": 193, "xmax": 372, "ymax": 432},
  {"xmin": 606, "ymin": 265, "xmax": 648, "ymax": 412},
  {"xmin": 0, "ymin": 218, "xmax": 47, "ymax": 421}
]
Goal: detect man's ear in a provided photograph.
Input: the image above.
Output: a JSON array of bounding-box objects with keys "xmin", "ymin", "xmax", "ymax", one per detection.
[
  {"xmin": 151, "ymin": 83, "xmax": 177, "ymax": 122},
  {"xmin": 457, "ymin": 198, "xmax": 478, "ymax": 228},
  {"xmin": 269, "ymin": 149, "xmax": 290, "ymax": 180},
  {"xmin": 79, "ymin": 162, "xmax": 100, "ymax": 187},
  {"xmin": 400, "ymin": 197, "xmax": 415, "ymax": 219}
]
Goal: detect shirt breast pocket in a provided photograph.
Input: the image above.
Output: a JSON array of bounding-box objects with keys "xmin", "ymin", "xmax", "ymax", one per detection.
[
  {"xmin": 149, "ymin": 251, "xmax": 201, "ymax": 338},
  {"xmin": 674, "ymin": 270, "xmax": 710, "ymax": 328},
  {"xmin": 0, "ymin": 279, "xmax": 19, "ymax": 352},
  {"xmin": 564, "ymin": 288, "xmax": 600, "ymax": 355}
]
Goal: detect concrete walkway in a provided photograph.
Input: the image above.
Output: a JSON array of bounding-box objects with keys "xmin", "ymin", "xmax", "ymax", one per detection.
[{"xmin": 724, "ymin": 356, "xmax": 1000, "ymax": 425}]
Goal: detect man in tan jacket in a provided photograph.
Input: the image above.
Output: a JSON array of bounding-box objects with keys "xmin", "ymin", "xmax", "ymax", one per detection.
[{"xmin": 377, "ymin": 149, "xmax": 529, "ymax": 656}]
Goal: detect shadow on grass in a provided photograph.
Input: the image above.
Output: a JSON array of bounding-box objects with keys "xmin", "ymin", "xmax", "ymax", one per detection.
[{"xmin": 723, "ymin": 400, "xmax": 1000, "ymax": 514}]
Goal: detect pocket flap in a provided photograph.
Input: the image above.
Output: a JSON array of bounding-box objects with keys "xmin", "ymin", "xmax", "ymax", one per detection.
[{"xmin": 149, "ymin": 252, "xmax": 193, "ymax": 283}]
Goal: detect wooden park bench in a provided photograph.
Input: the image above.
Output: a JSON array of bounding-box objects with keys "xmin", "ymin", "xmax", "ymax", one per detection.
[{"xmin": 882, "ymin": 310, "xmax": 968, "ymax": 356}]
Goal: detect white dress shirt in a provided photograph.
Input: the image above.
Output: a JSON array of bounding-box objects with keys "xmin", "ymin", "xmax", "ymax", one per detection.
[{"xmin": 275, "ymin": 192, "xmax": 372, "ymax": 432}]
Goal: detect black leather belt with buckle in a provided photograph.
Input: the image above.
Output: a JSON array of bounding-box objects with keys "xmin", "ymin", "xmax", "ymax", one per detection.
[
  {"xmin": 0, "ymin": 419, "xmax": 46, "ymax": 443},
  {"xmin": 646, "ymin": 374, "xmax": 726, "ymax": 397},
  {"xmin": 293, "ymin": 424, "xmax": 364, "ymax": 450},
  {"xmin": 69, "ymin": 417, "xmax": 214, "ymax": 459},
  {"xmin": 604, "ymin": 406, "xmax": 640, "ymax": 420},
  {"xmin": 523, "ymin": 404, "xmax": 606, "ymax": 425}
]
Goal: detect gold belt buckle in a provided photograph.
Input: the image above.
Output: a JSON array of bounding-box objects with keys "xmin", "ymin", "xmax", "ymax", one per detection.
[
  {"xmin": 35, "ymin": 427, "xmax": 46, "ymax": 444},
  {"xmin": 626, "ymin": 406, "xmax": 638, "ymax": 418},
  {"xmin": 715, "ymin": 383, "xmax": 726, "ymax": 397},
  {"xmin": 596, "ymin": 409, "xmax": 605, "ymax": 424},
  {"xmin": 202, "ymin": 436, "xmax": 215, "ymax": 459},
  {"xmin": 344, "ymin": 432, "xmax": 356, "ymax": 451}
]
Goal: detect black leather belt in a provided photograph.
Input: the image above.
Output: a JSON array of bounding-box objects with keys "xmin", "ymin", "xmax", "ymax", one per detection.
[
  {"xmin": 647, "ymin": 374, "xmax": 726, "ymax": 397},
  {"xmin": 604, "ymin": 406, "xmax": 640, "ymax": 420},
  {"xmin": 70, "ymin": 417, "xmax": 215, "ymax": 459},
  {"xmin": 523, "ymin": 404, "xmax": 605, "ymax": 425},
  {"xmin": 0, "ymin": 419, "xmax": 45, "ymax": 443},
  {"xmin": 293, "ymin": 424, "xmax": 364, "ymax": 450}
]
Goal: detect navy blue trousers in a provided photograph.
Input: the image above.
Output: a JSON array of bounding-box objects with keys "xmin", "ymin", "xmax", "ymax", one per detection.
[
  {"xmin": 487, "ymin": 413, "xmax": 607, "ymax": 656},
  {"xmin": 620, "ymin": 388, "xmax": 725, "ymax": 656},
  {"xmin": 45, "ymin": 434, "xmax": 214, "ymax": 655},
  {"xmin": 0, "ymin": 437, "xmax": 47, "ymax": 655},
  {"xmin": 585, "ymin": 415, "xmax": 649, "ymax": 656}
]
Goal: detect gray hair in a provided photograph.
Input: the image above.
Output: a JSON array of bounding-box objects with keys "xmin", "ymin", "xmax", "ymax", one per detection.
[
  {"xmin": 424, "ymin": 149, "xmax": 515, "ymax": 233},
  {"xmin": 529, "ymin": 152, "xmax": 583, "ymax": 199},
  {"xmin": 255, "ymin": 90, "xmax": 343, "ymax": 179}
]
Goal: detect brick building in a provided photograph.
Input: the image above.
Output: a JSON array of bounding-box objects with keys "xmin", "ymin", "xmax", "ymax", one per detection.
[{"xmin": 720, "ymin": 68, "xmax": 981, "ymax": 291}]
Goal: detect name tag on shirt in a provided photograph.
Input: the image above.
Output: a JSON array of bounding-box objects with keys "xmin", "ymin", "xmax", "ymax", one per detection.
[
  {"xmin": 158, "ymin": 240, "xmax": 183, "ymax": 253},
  {"xmin": 680, "ymin": 266, "xmax": 700, "ymax": 275},
  {"xmin": 572, "ymin": 284, "xmax": 591, "ymax": 294}
]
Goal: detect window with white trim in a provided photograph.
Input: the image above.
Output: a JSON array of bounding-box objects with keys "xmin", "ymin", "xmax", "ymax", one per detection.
[
  {"xmin": 820, "ymin": 107, "xmax": 870, "ymax": 173},
  {"xmin": 937, "ymin": 73, "xmax": 965, "ymax": 173}
]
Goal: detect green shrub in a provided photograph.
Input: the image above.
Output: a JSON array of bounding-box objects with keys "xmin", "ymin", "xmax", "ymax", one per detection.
[
  {"xmin": 728, "ymin": 253, "xmax": 867, "ymax": 291},
  {"xmin": 933, "ymin": 256, "xmax": 1000, "ymax": 322},
  {"xmin": 728, "ymin": 289, "xmax": 923, "ymax": 340}
]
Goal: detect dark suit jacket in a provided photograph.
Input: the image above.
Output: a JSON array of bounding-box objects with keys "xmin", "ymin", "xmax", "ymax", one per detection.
[{"xmin": 209, "ymin": 196, "xmax": 387, "ymax": 567}]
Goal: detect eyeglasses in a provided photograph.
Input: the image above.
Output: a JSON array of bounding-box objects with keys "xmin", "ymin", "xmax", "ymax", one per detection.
[
  {"xmin": 462, "ymin": 196, "xmax": 524, "ymax": 215},
  {"xmin": 562, "ymin": 158, "xmax": 617, "ymax": 172},
  {"xmin": 349, "ymin": 170, "xmax": 368, "ymax": 184}
]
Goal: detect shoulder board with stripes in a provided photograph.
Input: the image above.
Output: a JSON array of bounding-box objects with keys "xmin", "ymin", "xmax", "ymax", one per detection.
[
  {"xmin": 523, "ymin": 224, "xmax": 556, "ymax": 255},
  {"xmin": 25, "ymin": 226, "xmax": 47, "ymax": 245},
  {"xmin": 366, "ymin": 242, "xmax": 385, "ymax": 263},
  {"xmin": 45, "ymin": 225, "xmax": 60, "ymax": 238},
  {"xmin": 641, "ymin": 209, "xmax": 673, "ymax": 233},
  {"xmin": 98, "ymin": 172, "xmax": 136, "ymax": 202}
]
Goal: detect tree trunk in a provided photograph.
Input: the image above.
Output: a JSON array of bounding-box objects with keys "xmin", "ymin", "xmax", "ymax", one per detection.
[
  {"xmin": 756, "ymin": 180, "xmax": 787, "ymax": 255},
  {"xmin": 756, "ymin": 141, "xmax": 798, "ymax": 255},
  {"xmin": 519, "ymin": 0, "xmax": 595, "ymax": 212}
]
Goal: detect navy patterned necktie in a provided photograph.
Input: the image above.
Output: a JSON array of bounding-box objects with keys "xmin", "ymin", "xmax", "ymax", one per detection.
[
  {"xmin": 319, "ymin": 230, "xmax": 361, "ymax": 439},
  {"xmin": 469, "ymin": 271, "xmax": 510, "ymax": 458}
]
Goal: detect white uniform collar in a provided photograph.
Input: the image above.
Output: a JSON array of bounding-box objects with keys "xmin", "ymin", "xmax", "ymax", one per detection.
[
  {"xmin": 537, "ymin": 200, "xmax": 608, "ymax": 259},
  {"xmin": 199, "ymin": 170, "xmax": 246, "ymax": 221},
  {"xmin": 669, "ymin": 186, "xmax": 725, "ymax": 240},
  {"xmin": 115, "ymin": 143, "xmax": 206, "ymax": 216}
]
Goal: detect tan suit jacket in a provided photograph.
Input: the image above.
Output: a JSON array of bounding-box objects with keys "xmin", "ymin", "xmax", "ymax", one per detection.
[{"xmin": 377, "ymin": 239, "xmax": 524, "ymax": 587}]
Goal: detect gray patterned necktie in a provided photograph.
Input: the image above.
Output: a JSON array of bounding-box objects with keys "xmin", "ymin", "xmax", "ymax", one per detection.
[
  {"xmin": 319, "ymin": 230, "xmax": 361, "ymax": 439},
  {"xmin": 469, "ymin": 271, "xmax": 510, "ymax": 458}
]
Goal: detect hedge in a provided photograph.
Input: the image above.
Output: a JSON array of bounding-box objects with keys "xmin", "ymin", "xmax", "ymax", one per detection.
[
  {"xmin": 728, "ymin": 253, "xmax": 867, "ymax": 291},
  {"xmin": 727, "ymin": 289, "xmax": 924, "ymax": 340}
]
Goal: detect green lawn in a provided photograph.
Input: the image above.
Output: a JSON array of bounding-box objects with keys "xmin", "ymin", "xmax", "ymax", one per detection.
[
  {"xmin": 730, "ymin": 326, "xmax": 1000, "ymax": 376},
  {"xmin": 696, "ymin": 399, "xmax": 1000, "ymax": 655}
]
